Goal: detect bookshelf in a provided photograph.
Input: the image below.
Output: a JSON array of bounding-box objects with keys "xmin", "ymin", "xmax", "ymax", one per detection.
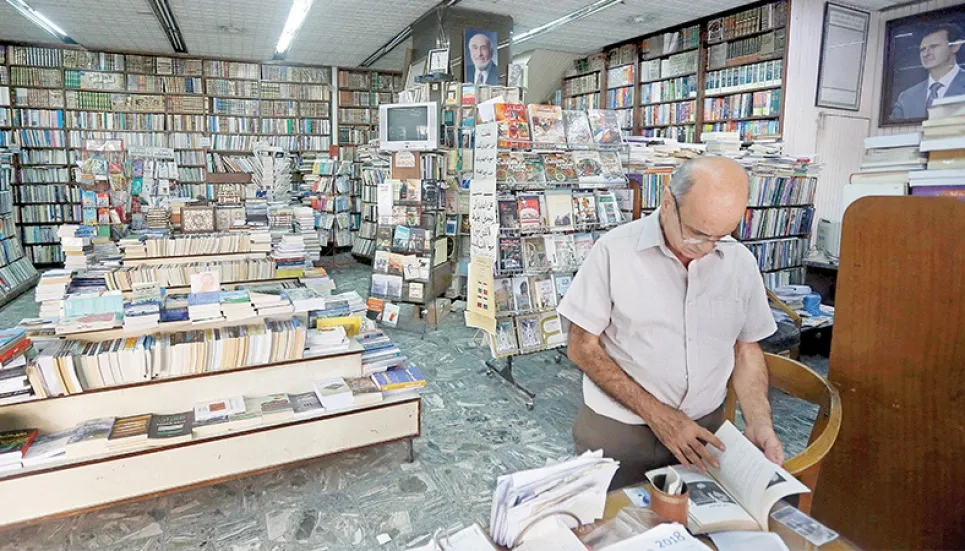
[
  {"xmin": 582, "ymin": 0, "xmax": 788, "ymax": 144},
  {"xmin": 560, "ymin": 54, "xmax": 605, "ymax": 110},
  {"xmin": 0, "ymin": 149, "xmax": 41, "ymax": 305},
  {"xmin": 1, "ymin": 45, "xmax": 342, "ymax": 263},
  {"xmin": 351, "ymin": 143, "xmax": 389, "ymax": 261},
  {"xmin": 0, "ymin": 340, "xmax": 421, "ymax": 529},
  {"xmin": 335, "ymin": 68, "xmax": 402, "ymax": 161}
]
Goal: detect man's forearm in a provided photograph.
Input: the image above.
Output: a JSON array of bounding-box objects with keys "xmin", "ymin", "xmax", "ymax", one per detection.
[
  {"xmin": 568, "ymin": 325, "xmax": 669, "ymax": 423},
  {"xmin": 732, "ymin": 341, "xmax": 772, "ymax": 428}
]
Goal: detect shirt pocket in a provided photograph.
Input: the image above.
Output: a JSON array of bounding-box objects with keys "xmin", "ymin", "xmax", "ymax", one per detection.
[{"xmin": 700, "ymin": 297, "xmax": 744, "ymax": 346}]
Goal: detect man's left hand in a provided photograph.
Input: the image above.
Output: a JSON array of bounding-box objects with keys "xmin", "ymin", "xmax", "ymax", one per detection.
[{"xmin": 745, "ymin": 423, "xmax": 785, "ymax": 465}]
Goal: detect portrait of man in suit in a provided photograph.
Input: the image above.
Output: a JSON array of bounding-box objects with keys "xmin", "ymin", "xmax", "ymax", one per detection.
[
  {"xmin": 465, "ymin": 29, "xmax": 500, "ymax": 85},
  {"xmin": 884, "ymin": 11, "xmax": 965, "ymax": 125}
]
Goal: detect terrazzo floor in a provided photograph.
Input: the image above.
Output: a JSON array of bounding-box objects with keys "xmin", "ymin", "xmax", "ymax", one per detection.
[{"xmin": 0, "ymin": 257, "xmax": 828, "ymax": 550}]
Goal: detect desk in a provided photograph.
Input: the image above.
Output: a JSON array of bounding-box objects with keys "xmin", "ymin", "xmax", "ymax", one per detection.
[{"xmin": 602, "ymin": 487, "xmax": 858, "ymax": 550}]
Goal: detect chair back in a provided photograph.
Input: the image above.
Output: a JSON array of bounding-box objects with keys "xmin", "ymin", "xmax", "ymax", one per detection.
[{"xmin": 724, "ymin": 353, "xmax": 841, "ymax": 514}]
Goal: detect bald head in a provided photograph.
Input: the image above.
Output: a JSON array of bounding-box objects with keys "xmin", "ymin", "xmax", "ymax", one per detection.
[{"xmin": 664, "ymin": 157, "xmax": 749, "ymax": 250}]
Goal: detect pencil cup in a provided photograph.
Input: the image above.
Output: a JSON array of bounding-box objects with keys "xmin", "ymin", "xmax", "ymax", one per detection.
[{"xmin": 649, "ymin": 475, "xmax": 689, "ymax": 525}]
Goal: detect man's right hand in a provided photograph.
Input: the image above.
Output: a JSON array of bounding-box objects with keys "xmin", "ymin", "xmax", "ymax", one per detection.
[{"xmin": 648, "ymin": 405, "xmax": 726, "ymax": 471}]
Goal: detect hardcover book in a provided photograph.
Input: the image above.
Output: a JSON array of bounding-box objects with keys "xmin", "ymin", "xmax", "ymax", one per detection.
[
  {"xmin": 494, "ymin": 103, "xmax": 532, "ymax": 149},
  {"xmin": 516, "ymin": 194, "xmax": 544, "ymax": 227},
  {"xmin": 108, "ymin": 413, "xmax": 152, "ymax": 447},
  {"xmin": 497, "ymin": 196, "xmax": 519, "ymax": 228},
  {"xmin": 498, "ymin": 237, "xmax": 523, "ymax": 272},
  {"xmin": 527, "ymin": 104, "xmax": 566, "ymax": 147},
  {"xmin": 563, "ymin": 110, "xmax": 594, "ymax": 148},
  {"xmin": 540, "ymin": 153, "xmax": 579, "ymax": 183},
  {"xmin": 587, "ymin": 109, "xmax": 624, "ymax": 146}
]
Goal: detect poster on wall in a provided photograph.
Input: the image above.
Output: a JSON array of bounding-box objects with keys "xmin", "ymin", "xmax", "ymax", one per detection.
[
  {"xmin": 816, "ymin": 3, "xmax": 870, "ymax": 111},
  {"xmin": 465, "ymin": 28, "xmax": 500, "ymax": 85},
  {"xmin": 881, "ymin": 5, "xmax": 965, "ymax": 125}
]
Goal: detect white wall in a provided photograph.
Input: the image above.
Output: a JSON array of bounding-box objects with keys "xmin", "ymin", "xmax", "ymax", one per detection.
[
  {"xmin": 783, "ymin": 0, "xmax": 882, "ymax": 225},
  {"xmin": 868, "ymin": 0, "xmax": 965, "ymax": 135}
]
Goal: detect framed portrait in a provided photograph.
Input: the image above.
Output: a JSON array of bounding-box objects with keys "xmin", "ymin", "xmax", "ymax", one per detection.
[
  {"xmin": 881, "ymin": 5, "xmax": 965, "ymax": 126},
  {"xmin": 816, "ymin": 3, "xmax": 870, "ymax": 111},
  {"xmin": 426, "ymin": 48, "xmax": 450, "ymax": 73},
  {"xmin": 465, "ymin": 28, "xmax": 500, "ymax": 85}
]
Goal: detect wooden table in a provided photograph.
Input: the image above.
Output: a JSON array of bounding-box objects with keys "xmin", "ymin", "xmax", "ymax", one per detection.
[{"xmin": 602, "ymin": 487, "xmax": 859, "ymax": 550}]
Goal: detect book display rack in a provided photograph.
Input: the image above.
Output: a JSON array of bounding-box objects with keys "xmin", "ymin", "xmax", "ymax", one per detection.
[
  {"xmin": 335, "ymin": 69, "xmax": 403, "ymax": 161},
  {"xmin": 560, "ymin": 0, "xmax": 789, "ymax": 143},
  {"xmin": 367, "ymin": 151, "xmax": 452, "ymax": 332},
  {"xmin": 351, "ymin": 143, "xmax": 390, "ymax": 261}
]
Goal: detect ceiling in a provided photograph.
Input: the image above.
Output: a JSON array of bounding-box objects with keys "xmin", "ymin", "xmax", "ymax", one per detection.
[{"xmin": 0, "ymin": 0, "xmax": 913, "ymax": 70}]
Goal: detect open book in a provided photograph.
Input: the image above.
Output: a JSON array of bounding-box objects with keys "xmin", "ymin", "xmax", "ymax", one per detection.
[{"xmin": 646, "ymin": 421, "xmax": 809, "ymax": 534}]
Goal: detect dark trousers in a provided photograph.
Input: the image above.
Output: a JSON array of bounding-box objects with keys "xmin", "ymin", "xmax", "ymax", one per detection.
[{"xmin": 572, "ymin": 404, "xmax": 726, "ymax": 491}]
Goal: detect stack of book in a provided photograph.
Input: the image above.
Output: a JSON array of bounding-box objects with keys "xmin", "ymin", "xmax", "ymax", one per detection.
[
  {"xmin": 249, "ymin": 229, "xmax": 272, "ymax": 252},
  {"xmin": 911, "ymin": 94, "xmax": 965, "ymax": 199},
  {"xmin": 0, "ymin": 429, "xmax": 39, "ymax": 473},
  {"xmin": 219, "ymin": 289, "xmax": 256, "ymax": 321},
  {"xmin": 282, "ymin": 287, "xmax": 325, "ymax": 313},
  {"xmin": 58, "ymin": 225, "xmax": 94, "ymax": 270},
  {"xmin": 701, "ymin": 131, "xmax": 743, "ymax": 156},
  {"xmin": 249, "ymin": 290, "xmax": 295, "ymax": 317},
  {"xmin": 34, "ymin": 269, "xmax": 72, "ymax": 321},
  {"xmin": 272, "ymin": 235, "xmax": 307, "ymax": 278},
  {"xmin": 300, "ymin": 267, "xmax": 335, "ymax": 294},
  {"xmin": 187, "ymin": 292, "xmax": 223, "ymax": 323},
  {"xmin": 122, "ymin": 300, "xmax": 161, "ymax": 331},
  {"xmin": 305, "ymin": 326, "xmax": 350, "ymax": 355},
  {"xmin": 371, "ymin": 364, "xmax": 426, "ymax": 395},
  {"xmin": 0, "ymin": 329, "xmax": 36, "ymax": 405},
  {"xmin": 357, "ymin": 330, "xmax": 407, "ymax": 375},
  {"xmin": 844, "ymin": 133, "xmax": 922, "ymax": 212},
  {"xmin": 294, "ymin": 206, "xmax": 321, "ymax": 263}
]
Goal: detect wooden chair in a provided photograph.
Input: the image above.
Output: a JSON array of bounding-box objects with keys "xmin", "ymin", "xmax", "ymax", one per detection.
[
  {"xmin": 760, "ymin": 289, "xmax": 802, "ymax": 360},
  {"xmin": 724, "ymin": 353, "xmax": 842, "ymax": 514}
]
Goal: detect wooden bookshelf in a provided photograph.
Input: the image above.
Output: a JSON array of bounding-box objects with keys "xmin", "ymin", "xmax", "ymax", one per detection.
[
  {"xmin": 335, "ymin": 68, "xmax": 402, "ymax": 161},
  {"xmin": 590, "ymin": 0, "xmax": 789, "ymax": 143},
  {"xmin": 560, "ymin": 53, "xmax": 605, "ymax": 110}
]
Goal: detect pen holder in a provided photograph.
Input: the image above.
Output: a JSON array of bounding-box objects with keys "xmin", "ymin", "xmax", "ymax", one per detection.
[{"xmin": 649, "ymin": 475, "xmax": 689, "ymax": 525}]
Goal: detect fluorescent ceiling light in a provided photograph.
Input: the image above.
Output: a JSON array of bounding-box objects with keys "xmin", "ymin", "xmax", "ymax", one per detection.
[
  {"xmin": 147, "ymin": 0, "xmax": 187, "ymax": 53},
  {"xmin": 499, "ymin": 0, "xmax": 623, "ymax": 49},
  {"xmin": 5, "ymin": 0, "xmax": 76, "ymax": 43},
  {"xmin": 275, "ymin": 0, "xmax": 315, "ymax": 56}
]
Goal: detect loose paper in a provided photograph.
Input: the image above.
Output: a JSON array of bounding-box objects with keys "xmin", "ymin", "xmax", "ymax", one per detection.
[
  {"xmin": 468, "ymin": 256, "xmax": 495, "ymax": 316},
  {"xmin": 469, "ymin": 194, "xmax": 498, "ymax": 261},
  {"xmin": 472, "ymin": 122, "xmax": 498, "ymax": 194},
  {"xmin": 709, "ymin": 531, "xmax": 790, "ymax": 551},
  {"xmin": 377, "ymin": 182, "xmax": 394, "ymax": 225},
  {"xmin": 395, "ymin": 150, "xmax": 416, "ymax": 168}
]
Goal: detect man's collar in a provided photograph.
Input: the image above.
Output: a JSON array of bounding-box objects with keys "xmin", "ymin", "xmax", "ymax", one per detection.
[
  {"xmin": 929, "ymin": 64, "xmax": 960, "ymax": 89},
  {"xmin": 636, "ymin": 207, "xmax": 729, "ymax": 258}
]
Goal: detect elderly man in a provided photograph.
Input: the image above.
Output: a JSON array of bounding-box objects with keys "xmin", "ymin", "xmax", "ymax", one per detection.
[
  {"xmin": 467, "ymin": 32, "xmax": 499, "ymax": 85},
  {"xmin": 557, "ymin": 156, "xmax": 783, "ymax": 490}
]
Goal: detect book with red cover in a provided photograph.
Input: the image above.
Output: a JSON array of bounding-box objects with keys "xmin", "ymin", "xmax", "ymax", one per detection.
[
  {"xmin": 0, "ymin": 428, "xmax": 39, "ymax": 464},
  {"xmin": 495, "ymin": 103, "xmax": 532, "ymax": 149},
  {"xmin": 0, "ymin": 339, "xmax": 32, "ymax": 365}
]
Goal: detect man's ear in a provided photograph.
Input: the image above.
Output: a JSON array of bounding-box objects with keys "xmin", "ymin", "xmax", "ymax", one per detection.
[{"xmin": 952, "ymin": 41, "xmax": 962, "ymax": 54}]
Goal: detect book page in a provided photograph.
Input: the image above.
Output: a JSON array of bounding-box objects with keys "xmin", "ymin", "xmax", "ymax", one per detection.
[
  {"xmin": 648, "ymin": 466, "xmax": 756, "ymax": 532},
  {"xmin": 708, "ymin": 422, "xmax": 809, "ymax": 528}
]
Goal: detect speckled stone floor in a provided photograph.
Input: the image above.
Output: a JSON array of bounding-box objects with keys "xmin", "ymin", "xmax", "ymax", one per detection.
[{"xmin": 0, "ymin": 257, "xmax": 828, "ymax": 550}]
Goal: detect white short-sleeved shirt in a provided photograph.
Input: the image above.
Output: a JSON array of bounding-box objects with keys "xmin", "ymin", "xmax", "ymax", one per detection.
[{"xmin": 556, "ymin": 209, "xmax": 777, "ymax": 425}]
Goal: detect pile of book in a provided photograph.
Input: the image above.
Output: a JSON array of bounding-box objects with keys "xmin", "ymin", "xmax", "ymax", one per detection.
[
  {"xmin": 119, "ymin": 232, "xmax": 263, "ymax": 259},
  {"xmin": 30, "ymin": 319, "xmax": 309, "ymax": 396},
  {"xmin": 188, "ymin": 291, "xmax": 223, "ymax": 323},
  {"xmin": 249, "ymin": 290, "xmax": 295, "ymax": 317},
  {"xmin": 911, "ymin": 94, "xmax": 965, "ymax": 199},
  {"xmin": 294, "ymin": 206, "xmax": 321, "ymax": 263},
  {"xmin": 219, "ymin": 289, "xmax": 256, "ymax": 321},
  {"xmin": 299, "ymin": 267, "xmax": 335, "ymax": 294},
  {"xmin": 123, "ymin": 299, "xmax": 161, "ymax": 331},
  {"xmin": 0, "ymin": 429, "xmax": 39, "ymax": 473},
  {"xmin": 272, "ymin": 235, "xmax": 307, "ymax": 278},
  {"xmin": 844, "ymin": 132, "xmax": 921, "ymax": 211},
  {"xmin": 358, "ymin": 330, "xmax": 407, "ymax": 375},
  {"xmin": 57, "ymin": 225, "xmax": 94, "ymax": 270},
  {"xmin": 101, "ymin": 258, "xmax": 278, "ymax": 291},
  {"xmin": 282, "ymin": 287, "xmax": 326, "ymax": 313},
  {"xmin": 245, "ymin": 201, "xmax": 270, "ymax": 228},
  {"xmin": 34, "ymin": 269, "xmax": 72, "ymax": 321},
  {"xmin": 0, "ymin": 329, "xmax": 37, "ymax": 405},
  {"xmin": 702, "ymin": 131, "xmax": 743, "ymax": 157},
  {"xmin": 305, "ymin": 326, "xmax": 350, "ymax": 355}
]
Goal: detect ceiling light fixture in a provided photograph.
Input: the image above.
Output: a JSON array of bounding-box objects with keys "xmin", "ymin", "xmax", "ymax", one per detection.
[
  {"xmin": 146, "ymin": 0, "xmax": 188, "ymax": 53},
  {"xmin": 497, "ymin": 0, "xmax": 624, "ymax": 50},
  {"xmin": 4, "ymin": 0, "xmax": 76, "ymax": 44},
  {"xmin": 274, "ymin": 0, "xmax": 315, "ymax": 60}
]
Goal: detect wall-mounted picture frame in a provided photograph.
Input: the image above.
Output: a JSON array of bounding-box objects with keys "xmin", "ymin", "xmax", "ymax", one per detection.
[
  {"xmin": 465, "ymin": 28, "xmax": 500, "ymax": 85},
  {"xmin": 426, "ymin": 48, "xmax": 450, "ymax": 73},
  {"xmin": 816, "ymin": 3, "xmax": 870, "ymax": 111},
  {"xmin": 881, "ymin": 4, "xmax": 965, "ymax": 126}
]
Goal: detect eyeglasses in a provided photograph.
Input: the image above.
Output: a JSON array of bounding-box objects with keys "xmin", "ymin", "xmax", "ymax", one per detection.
[{"xmin": 669, "ymin": 191, "xmax": 739, "ymax": 247}]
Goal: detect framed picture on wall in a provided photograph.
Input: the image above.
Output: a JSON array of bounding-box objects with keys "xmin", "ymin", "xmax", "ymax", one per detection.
[
  {"xmin": 465, "ymin": 29, "xmax": 500, "ymax": 85},
  {"xmin": 816, "ymin": 3, "xmax": 870, "ymax": 111},
  {"xmin": 881, "ymin": 5, "xmax": 965, "ymax": 126}
]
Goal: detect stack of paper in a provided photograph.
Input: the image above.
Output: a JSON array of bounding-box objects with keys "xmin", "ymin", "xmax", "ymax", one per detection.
[{"xmin": 489, "ymin": 450, "xmax": 619, "ymax": 547}]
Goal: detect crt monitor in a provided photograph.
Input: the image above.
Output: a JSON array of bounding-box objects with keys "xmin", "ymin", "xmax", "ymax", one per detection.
[{"xmin": 379, "ymin": 102, "xmax": 439, "ymax": 151}]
